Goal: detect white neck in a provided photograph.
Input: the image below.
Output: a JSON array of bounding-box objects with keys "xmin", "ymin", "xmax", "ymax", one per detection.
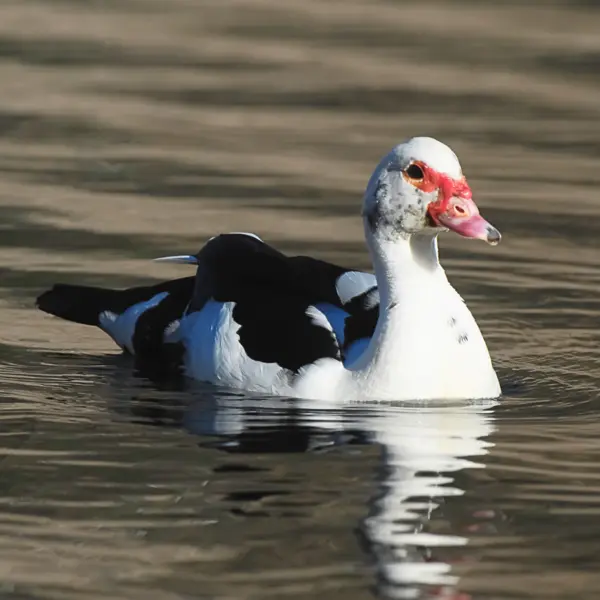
[
  {"xmin": 367, "ymin": 230, "xmax": 443, "ymax": 309},
  {"xmin": 347, "ymin": 224, "xmax": 500, "ymax": 400}
]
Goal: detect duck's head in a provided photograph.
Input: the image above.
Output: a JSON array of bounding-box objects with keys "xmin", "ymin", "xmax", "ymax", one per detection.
[{"xmin": 363, "ymin": 137, "xmax": 500, "ymax": 245}]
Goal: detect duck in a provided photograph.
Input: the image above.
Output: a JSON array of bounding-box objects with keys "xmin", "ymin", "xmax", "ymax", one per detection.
[{"xmin": 36, "ymin": 136, "xmax": 502, "ymax": 401}]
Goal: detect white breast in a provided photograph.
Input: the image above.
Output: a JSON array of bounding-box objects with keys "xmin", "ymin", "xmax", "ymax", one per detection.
[{"xmin": 347, "ymin": 280, "xmax": 500, "ymax": 401}]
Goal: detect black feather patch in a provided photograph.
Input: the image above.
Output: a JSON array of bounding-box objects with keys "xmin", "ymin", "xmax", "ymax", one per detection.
[
  {"xmin": 342, "ymin": 287, "xmax": 379, "ymax": 354},
  {"xmin": 232, "ymin": 297, "xmax": 340, "ymax": 373},
  {"xmin": 36, "ymin": 278, "xmax": 195, "ymax": 326},
  {"xmin": 36, "ymin": 284, "xmax": 123, "ymax": 326},
  {"xmin": 190, "ymin": 234, "xmax": 350, "ymax": 309},
  {"xmin": 131, "ymin": 278, "xmax": 195, "ymax": 378}
]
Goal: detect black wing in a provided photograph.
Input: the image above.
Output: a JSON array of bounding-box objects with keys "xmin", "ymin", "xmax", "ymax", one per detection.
[
  {"xmin": 231, "ymin": 294, "xmax": 341, "ymax": 373},
  {"xmin": 190, "ymin": 233, "xmax": 377, "ymax": 312}
]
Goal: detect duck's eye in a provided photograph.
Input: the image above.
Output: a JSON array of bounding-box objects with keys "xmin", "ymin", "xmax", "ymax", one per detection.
[{"xmin": 405, "ymin": 164, "xmax": 424, "ymax": 181}]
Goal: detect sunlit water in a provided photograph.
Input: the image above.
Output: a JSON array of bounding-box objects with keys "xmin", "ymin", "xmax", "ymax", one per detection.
[{"xmin": 1, "ymin": 0, "xmax": 600, "ymax": 598}]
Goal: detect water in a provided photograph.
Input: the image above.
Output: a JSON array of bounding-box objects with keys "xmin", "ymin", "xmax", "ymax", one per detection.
[{"xmin": 0, "ymin": 0, "xmax": 600, "ymax": 598}]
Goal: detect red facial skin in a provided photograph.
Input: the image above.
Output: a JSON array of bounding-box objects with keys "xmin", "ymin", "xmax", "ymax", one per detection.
[{"xmin": 403, "ymin": 161, "xmax": 500, "ymax": 245}]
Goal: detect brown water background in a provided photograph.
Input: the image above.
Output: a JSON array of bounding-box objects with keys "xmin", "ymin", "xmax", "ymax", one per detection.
[{"xmin": 0, "ymin": 1, "xmax": 600, "ymax": 598}]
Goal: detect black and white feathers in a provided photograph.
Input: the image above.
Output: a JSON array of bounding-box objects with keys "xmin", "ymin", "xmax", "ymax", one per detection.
[{"xmin": 36, "ymin": 233, "xmax": 380, "ymax": 386}]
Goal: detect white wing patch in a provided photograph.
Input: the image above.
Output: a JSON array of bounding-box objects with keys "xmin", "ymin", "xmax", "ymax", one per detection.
[
  {"xmin": 170, "ymin": 301, "xmax": 291, "ymax": 395},
  {"xmin": 99, "ymin": 291, "xmax": 169, "ymax": 353},
  {"xmin": 335, "ymin": 271, "xmax": 377, "ymax": 306},
  {"xmin": 305, "ymin": 305, "xmax": 334, "ymax": 331}
]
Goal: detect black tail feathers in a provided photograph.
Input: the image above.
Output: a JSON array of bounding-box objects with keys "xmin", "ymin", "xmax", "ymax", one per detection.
[
  {"xmin": 36, "ymin": 284, "xmax": 121, "ymax": 326},
  {"xmin": 36, "ymin": 277, "xmax": 196, "ymax": 328}
]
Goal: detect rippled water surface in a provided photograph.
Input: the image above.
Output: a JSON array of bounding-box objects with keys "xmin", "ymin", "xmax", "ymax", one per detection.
[{"xmin": 1, "ymin": 0, "xmax": 600, "ymax": 598}]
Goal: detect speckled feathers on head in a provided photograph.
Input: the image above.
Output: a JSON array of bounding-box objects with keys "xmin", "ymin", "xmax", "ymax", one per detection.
[{"xmin": 362, "ymin": 137, "xmax": 467, "ymax": 237}]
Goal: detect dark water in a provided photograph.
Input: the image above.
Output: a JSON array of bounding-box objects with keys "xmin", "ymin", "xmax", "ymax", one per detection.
[{"xmin": 1, "ymin": 0, "xmax": 600, "ymax": 598}]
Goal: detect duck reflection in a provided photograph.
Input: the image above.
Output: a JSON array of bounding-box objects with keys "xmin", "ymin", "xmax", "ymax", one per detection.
[
  {"xmin": 124, "ymin": 389, "xmax": 497, "ymax": 599},
  {"xmin": 351, "ymin": 401, "xmax": 497, "ymax": 599}
]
